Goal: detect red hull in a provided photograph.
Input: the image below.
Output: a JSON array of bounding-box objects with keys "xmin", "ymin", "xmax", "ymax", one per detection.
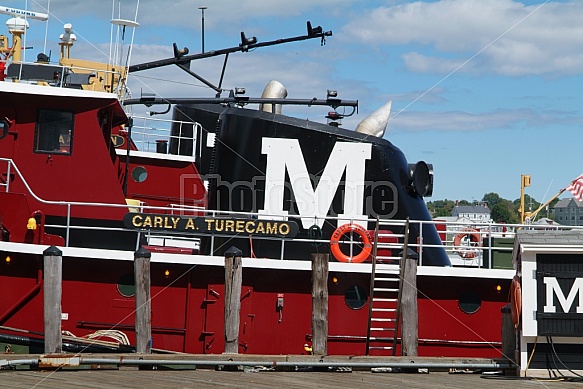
[{"xmin": 0, "ymin": 253, "xmax": 509, "ymax": 357}]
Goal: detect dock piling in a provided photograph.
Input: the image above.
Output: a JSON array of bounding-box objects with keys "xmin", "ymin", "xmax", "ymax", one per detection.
[
  {"xmin": 401, "ymin": 250, "xmax": 418, "ymax": 356},
  {"xmin": 311, "ymin": 253, "xmax": 329, "ymax": 355},
  {"xmin": 43, "ymin": 245, "xmax": 63, "ymax": 354},
  {"xmin": 134, "ymin": 246, "xmax": 152, "ymax": 354},
  {"xmin": 224, "ymin": 246, "xmax": 242, "ymax": 354}
]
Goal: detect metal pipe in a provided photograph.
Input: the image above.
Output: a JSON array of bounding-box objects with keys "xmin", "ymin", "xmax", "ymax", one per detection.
[
  {"xmin": 199, "ymin": 7, "xmax": 207, "ymax": 53},
  {"xmin": 1, "ymin": 354, "xmax": 514, "ymax": 370},
  {"xmin": 16, "ymin": 357, "xmax": 510, "ymax": 370},
  {"xmin": 5, "ymin": 160, "xmax": 10, "ymax": 192},
  {"xmin": 0, "ymin": 359, "xmax": 39, "ymax": 367}
]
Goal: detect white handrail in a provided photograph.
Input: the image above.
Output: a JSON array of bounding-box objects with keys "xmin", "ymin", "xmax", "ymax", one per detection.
[{"xmin": 1, "ymin": 157, "xmax": 580, "ymax": 266}]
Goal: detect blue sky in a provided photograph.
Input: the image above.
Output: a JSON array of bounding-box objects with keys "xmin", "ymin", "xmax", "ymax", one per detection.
[{"xmin": 3, "ymin": 0, "xmax": 583, "ymax": 205}]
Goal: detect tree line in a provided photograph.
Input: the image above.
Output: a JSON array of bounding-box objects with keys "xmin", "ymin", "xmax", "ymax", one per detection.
[{"xmin": 426, "ymin": 192, "xmax": 559, "ymax": 224}]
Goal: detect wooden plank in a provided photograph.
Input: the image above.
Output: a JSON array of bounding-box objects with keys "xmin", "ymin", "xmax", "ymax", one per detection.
[
  {"xmin": 43, "ymin": 245, "xmax": 62, "ymax": 354},
  {"xmin": 224, "ymin": 247, "xmax": 242, "ymax": 354},
  {"xmin": 0, "ymin": 368, "xmax": 572, "ymax": 389},
  {"xmin": 311, "ymin": 253, "xmax": 329, "ymax": 355},
  {"xmin": 134, "ymin": 247, "xmax": 151, "ymax": 354},
  {"xmin": 401, "ymin": 255, "xmax": 418, "ymax": 356}
]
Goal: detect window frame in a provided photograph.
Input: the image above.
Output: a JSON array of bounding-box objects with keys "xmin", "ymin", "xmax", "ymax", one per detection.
[
  {"xmin": 0, "ymin": 118, "xmax": 9, "ymax": 140},
  {"xmin": 34, "ymin": 109, "xmax": 75, "ymax": 155}
]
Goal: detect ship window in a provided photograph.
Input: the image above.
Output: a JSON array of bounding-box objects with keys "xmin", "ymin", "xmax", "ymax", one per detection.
[
  {"xmin": 345, "ymin": 285, "xmax": 368, "ymax": 310},
  {"xmin": 34, "ymin": 110, "xmax": 74, "ymax": 155},
  {"xmin": 117, "ymin": 274, "xmax": 135, "ymax": 297},
  {"xmin": 458, "ymin": 291, "xmax": 481, "ymax": 314},
  {"xmin": 131, "ymin": 166, "xmax": 148, "ymax": 182}
]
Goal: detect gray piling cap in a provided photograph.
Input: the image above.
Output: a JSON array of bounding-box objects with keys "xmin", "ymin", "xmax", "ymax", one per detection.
[
  {"xmin": 43, "ymin": 245, "xmax": 62, "ymax": 256},
  {"xmin": 225, "ymin": 246, "xmax": 242, "ymax": 258},
  {"xmin": 134, "ymin": 246, "xmax": 152, "ymax": 259}
]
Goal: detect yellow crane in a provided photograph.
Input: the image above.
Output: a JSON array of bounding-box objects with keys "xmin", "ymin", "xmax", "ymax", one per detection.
[{"xmin": 519, "ymin": 174, "xmax": 566, "ymax": 223}]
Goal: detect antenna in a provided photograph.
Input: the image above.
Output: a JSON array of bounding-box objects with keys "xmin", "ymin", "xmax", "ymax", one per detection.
[
  {"xmin": 1, "ymin": 5, "xmax": 49, "ymax": 63},
  {"xmin": 0, "ymin": 5, "xmax": 49, "ymax": 21}
]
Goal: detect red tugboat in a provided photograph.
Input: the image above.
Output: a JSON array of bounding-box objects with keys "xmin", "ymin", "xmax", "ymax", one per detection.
[{"xmin": 0, "ymin": 7, "xmax": 513, "ymax": 357}]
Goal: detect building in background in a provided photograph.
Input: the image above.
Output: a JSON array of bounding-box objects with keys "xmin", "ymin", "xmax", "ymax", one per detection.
[
  {"xmin": 553, "ymin": 198, "xmax": 583, "ymax": 226},
  {"xmin": 451, "ymin": 202, "xmax": 491, "ymax": 223}
]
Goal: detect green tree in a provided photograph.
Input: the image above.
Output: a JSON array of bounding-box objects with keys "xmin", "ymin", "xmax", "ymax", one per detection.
[
  {"xmin": 511, "ymin": 194, "xmax": 542, "ymax": 221},
  {"xmin": 482, "ymin": 192, "xmax": 502, "ymax": 209},
  {"xmin": 491, "ymin": 200, "xmax": 520, "ymax": 224},
  {"xmin": 512, "ymin": 194, "xmax": 540, "ymax": 214},
  {"xmin": 426, "ymin": 199, "xmax": 455, "ymax": 218}
]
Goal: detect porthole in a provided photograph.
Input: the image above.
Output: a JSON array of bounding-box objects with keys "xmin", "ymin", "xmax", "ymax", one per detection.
[
  {"xmin": 458, "ymin": 291, "xmax": 481, "ymax": 314},
  {"xmin": 131, "ymin": 166, "xmax": 148, "ymax": 183},
  {"xmin": 345, "ymin": 285, "xmax": 368, "ymax": 310},
  {"xmin": 117, "ymin": 274, "xmax": 135, "ymax": 297},
  {"xmin": 0, "ymin": 118, "xmax": 9, "ymax": 140}
]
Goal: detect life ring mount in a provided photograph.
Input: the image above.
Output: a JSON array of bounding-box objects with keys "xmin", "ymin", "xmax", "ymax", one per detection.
[{"xmin": 329, "ymin": 224, "xmax": 372, "ymax": 263}]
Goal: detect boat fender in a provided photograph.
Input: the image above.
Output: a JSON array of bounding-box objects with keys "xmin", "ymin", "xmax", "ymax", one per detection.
[
  {"xmin": 330, "ymin": 224, "xmax": 372, "ymax": 263},
  {"xmin": 510, "ymin": 275, "xmax": 521, "ymax": 329},
  {"xmin": 453, "ymin": 228, "xmax": 481, "ymax": 259}
]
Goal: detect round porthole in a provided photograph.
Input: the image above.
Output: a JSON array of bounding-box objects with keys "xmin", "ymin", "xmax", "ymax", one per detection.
[
  {"xmin": 0, "ymin": 118, "xmax": 9, "ymax": 140},
  {"xmin": 131, "ymin": 166, "xmax": 148, "ymax": 183},
  {"xmin": 345, "ymin": 285, "xmax": 368, "ymax": 310},
  {"xmin": 458, "ymin": 291, "xmax": 481, "ymax": 314},
  {"xmin": 117, "ymin": 274, "xmax": 135, "ymax": 297}
]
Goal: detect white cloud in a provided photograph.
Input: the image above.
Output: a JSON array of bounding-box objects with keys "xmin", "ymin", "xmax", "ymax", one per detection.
[
  {"xmin": 20, "ymin": 0, "xmax": 351, "ymax": 30},
  {"xmin": 342, "ymin": 0, "xmax": 583, "ymax": 76},
  {"xmin": 386, "ymin": 107, "xmax": 582, "ymax": 133}
]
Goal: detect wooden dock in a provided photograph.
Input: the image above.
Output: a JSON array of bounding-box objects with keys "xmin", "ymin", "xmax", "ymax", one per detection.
[
  {"xmin": 1, "ymin": 366, "xmax": 581, "ymax": 388},
  {"xmin": 1, "ymin": 354, "xmax": 581, "ymax": 388}
]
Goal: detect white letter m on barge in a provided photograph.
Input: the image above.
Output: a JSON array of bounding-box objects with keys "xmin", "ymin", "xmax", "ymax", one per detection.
[{"xmin": 543, "ymin": 277, "xmax": 583, "ymax": 314}]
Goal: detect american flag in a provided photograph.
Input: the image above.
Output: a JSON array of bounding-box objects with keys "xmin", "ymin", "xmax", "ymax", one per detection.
[{"xmin": 566, "ymin": 174, "xmax": 583, "ymax": 202}]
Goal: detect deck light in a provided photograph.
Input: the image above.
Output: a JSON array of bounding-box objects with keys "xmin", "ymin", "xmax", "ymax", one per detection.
[
  {"xmin": 5, "ymin": 255, "xmax": 11, "ymax": 264},
  {"xmin": 164, "ymin": 269, "xmax": 170, "ymax": 277}
]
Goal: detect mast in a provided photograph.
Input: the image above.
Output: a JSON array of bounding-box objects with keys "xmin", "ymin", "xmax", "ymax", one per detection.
[
  {"xmin": 0, "ymin": 5, "xmax": 49, "ymax": 63},
  {"xmin": 127, "ymin": 21, "xmax": 331, "ymax": 97}
]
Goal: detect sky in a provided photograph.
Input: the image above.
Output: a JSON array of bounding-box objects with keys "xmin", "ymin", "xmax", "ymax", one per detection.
[{"xmin": 3, "ymin": 0, "xmax": 583, "ymax": 206}]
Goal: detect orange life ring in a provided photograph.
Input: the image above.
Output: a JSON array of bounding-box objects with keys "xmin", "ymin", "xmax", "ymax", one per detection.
[
  {"xmin": 510, "ymin": 275, "xmax": 522, "ymax": 329},
  {"xmin": 330, "ymin": 224, "xmax": 372, "ymax": 263},
  {"xmin": 453, "ymin": 228, "xmax": 481, "ymax": 259}
]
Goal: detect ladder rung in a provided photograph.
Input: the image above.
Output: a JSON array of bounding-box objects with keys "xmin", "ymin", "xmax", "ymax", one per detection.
[
  {"xmin": 372, "ymin": 318, "xmax": 396, "ymax": 322},
  {"xmin": 370, "ymin": 327, "xmax": 395, "ymax": 331},
  {"xmin": 372, "ymin": 308, "xmax": 396, "ymax": 312},
  {"xmin": 373, "ymin": 288, "xmax": 399, "ymax": 292},
  {"xmin": 372, "ymin": 298, "xmax": 398, "ymax": 302},
  {"xmin": 368, "ymin": 346, "xmax": 394, "ymax": 350}
]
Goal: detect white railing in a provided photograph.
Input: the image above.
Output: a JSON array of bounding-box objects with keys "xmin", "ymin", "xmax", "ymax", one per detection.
[
  {"xmin": 2, "ymin": 156, "xmax": 582, "ymax": 269},
  {"xmin": 129, "ymin": 116, "xmax": 201, "ymax": 156},
  {"xmin": 2, "ymin": 60, "xmax": 123, "ymax": 94}
]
